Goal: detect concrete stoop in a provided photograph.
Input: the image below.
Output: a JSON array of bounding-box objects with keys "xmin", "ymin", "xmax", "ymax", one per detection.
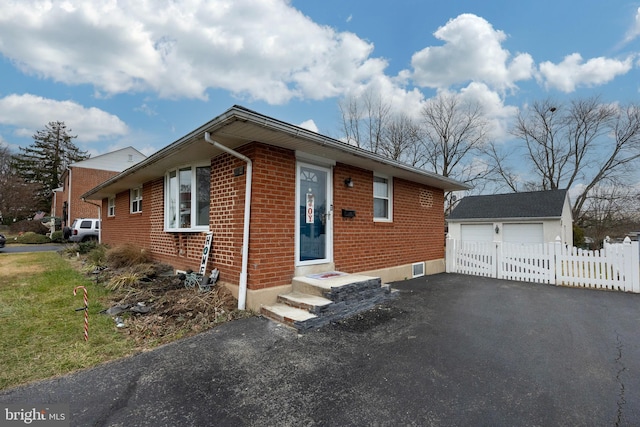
[{"xmin": 260, "ymin": 274, "xmax": 399, "ymax": 332}]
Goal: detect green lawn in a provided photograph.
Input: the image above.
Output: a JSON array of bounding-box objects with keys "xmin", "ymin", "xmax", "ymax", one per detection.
[{"xmin": 0, "ymin": 252, "xmax": 138, "ymax": 390}]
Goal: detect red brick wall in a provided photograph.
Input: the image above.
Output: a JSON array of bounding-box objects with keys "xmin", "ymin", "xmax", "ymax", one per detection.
[
  {"xmin": 99, "ymin": 143, "xmax": 297, "ymax": 290},
  {"xmin": 52, "ymin": 188, "xmax": 66, "ymax": 222},
  {"xmin": 332, "ymin": 163, "xmax": 445, "ymax": 273},
  {"xmin": 100, "ymin": 143, "xmax": 444, "ymax": 291},
  {"xmin": 245, "ymin": 144, "xmax": 296, "ymax": 290},
  {"xmin": 101, "ymin": 181, "xmax": 153, "ymax": 254},
  {"xmin": 52, "ymin": 167, "xmax": 118, "ymax": 225}
]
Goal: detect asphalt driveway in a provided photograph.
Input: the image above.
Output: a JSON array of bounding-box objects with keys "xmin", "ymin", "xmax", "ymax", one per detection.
[
  {"xmin": 2, "ymin": 273, "xmax": 640, "ymax": 426},
  {"xmin": 0, "ymin": 244, "xmax": 64, "ymax": 253}
]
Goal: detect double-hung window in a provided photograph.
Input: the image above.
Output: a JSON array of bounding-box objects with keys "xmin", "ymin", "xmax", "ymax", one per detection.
[
  {"xmin": 107, "ymin": 197, "xmax": 115, "ymax": 217},
  {"xmin": 373, "ymin": 174, "xmax": 392, "ymax": 221},
  {"xmin": 165, "ymin": 165, "xmax": 211, "ymax": 231},
  {"xmin": 130, "ymin": 187, "xmax": 142, "ymax": 213}
]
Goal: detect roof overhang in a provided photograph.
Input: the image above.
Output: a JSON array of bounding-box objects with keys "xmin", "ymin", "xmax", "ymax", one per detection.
[{"xmin": 83, "ymin": 106, "xmax": 470, "ymax": 200}]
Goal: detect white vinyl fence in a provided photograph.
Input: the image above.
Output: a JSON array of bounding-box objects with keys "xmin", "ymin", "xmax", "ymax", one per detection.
[{"xmin": 446, "ymin": 236, "xmax": 640, "ymax": 293}]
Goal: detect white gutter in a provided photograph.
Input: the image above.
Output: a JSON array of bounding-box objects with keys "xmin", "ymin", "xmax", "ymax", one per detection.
[{"xmin": 204, "ymin": 132, "xmax": 252, "ymax": 310}]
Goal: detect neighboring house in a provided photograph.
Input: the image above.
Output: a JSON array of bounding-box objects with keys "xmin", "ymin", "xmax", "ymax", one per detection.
[
  {"xmin": 52, "ymin": 147, "xmax": 146, "ymax": 228},
  {"xmin": 446, "ymin": 189, "xmax": 573, "ymax": 245},
  {"xmin": 82, "ymin": 106, "xmax": 468, "ymax": 312}
]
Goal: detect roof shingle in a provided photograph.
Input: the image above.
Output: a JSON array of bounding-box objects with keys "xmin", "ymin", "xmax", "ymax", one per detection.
[{"xmin": 447, "ymin": 189, "xmax": 568, "ymax": 221}]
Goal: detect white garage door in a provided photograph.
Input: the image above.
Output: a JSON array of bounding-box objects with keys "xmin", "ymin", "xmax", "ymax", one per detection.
[
  {"xmin": 461, "ymin": 224, "xmax": 494, "ymax": 242},
  {"xmin": 502, "ymin": 223, "xmax": 544, "ymax": 244}
]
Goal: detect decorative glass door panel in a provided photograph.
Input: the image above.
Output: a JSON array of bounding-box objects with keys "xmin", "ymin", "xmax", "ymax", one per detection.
[{"xmin": 297, "ymin": 163, "xmax": 331, "ymax": 264}]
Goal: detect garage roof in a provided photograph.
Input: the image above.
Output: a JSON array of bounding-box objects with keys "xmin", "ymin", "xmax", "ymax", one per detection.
[
  {"xmin": 447, "ymin": 189, "xmax": 569, "ymax": 222},
  {"xmin": 82, "ymin": 105, "xmax": 469, "ymax": 200}
]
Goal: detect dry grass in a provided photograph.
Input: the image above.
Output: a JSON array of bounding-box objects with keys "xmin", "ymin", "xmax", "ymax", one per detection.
[
  {"xmin": 105, "ymin": 243, "xmax": 151, "ymax": 268},
  {"xmin": 0, "ymin": 253, "xmax": 48, "ymax": 277}
]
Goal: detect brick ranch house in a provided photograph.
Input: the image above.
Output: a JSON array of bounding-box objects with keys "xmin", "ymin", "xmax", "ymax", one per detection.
[{"xmin": 82, "ymin": 106, "xmax": 468, "ymax": 312}]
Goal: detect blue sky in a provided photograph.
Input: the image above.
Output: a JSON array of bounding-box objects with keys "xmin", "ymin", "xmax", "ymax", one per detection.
[{"xmin": 1, "ymin": 0, "xmax": 639, "ymax": 167}]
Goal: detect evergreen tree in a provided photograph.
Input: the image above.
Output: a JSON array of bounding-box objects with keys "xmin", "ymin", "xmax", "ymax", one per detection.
[{"xmin": 11, "ymin": 121, "xmax": 89, "ymax": 212}]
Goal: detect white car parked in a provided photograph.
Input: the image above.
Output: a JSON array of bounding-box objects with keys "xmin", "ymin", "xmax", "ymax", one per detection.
[{"xmin": 67, "ymin": 218, "xmax": 100, "ymax": 242}]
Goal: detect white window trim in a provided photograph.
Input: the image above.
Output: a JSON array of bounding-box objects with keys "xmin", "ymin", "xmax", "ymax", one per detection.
[
  {"xmin": 130, "ymin": 187, "xmax": 142, "ymax": 214},
  {"xmin": 164, "ymin": 163, "xmax": 211, "ymax": 232},
  {"xmin": 107, "ymin": 197, "xmax": 115, "ymax": 217},
  {"xmin": 373, "ymin": 173, "xmax": 393, "ymax": 222}
]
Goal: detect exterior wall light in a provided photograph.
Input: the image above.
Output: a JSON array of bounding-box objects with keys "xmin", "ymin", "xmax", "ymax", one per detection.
[
  {"xmin": 495, "ymin": 225, "xmax": 500, "ymax": 234},
  {"xmin": 344, "ymin": 177, "xmax": 354, "ymax": 188}
]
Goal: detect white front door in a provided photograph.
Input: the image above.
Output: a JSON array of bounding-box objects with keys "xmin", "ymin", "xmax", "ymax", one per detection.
[{"xmin": 296, "ymin": 162, "xmax": 333, "ymax": 265}]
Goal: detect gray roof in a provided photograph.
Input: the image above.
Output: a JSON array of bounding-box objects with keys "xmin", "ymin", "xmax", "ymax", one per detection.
[
  {"xmin": 83, "ymin": 105, "xmax": 469, "ymax": 200},
  {"xmin": 447, "ymin": 189, "xmax": 569, "ymax": 221}
]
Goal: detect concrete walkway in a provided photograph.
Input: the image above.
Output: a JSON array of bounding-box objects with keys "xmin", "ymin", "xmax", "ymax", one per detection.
[{"xmin": 2, "ymin": 273, "xmax": 640, "ymax": 426}]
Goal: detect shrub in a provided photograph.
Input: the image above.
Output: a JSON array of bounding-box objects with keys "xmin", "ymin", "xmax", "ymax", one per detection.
[
  {"xmin": 17, "ymin": 232, "xmax": 51, "ymax": 244},
  {"xmin": 86, "ymin": 244, "xmax": 108, "ymax": 267},
  {"xmin": 106, "ymin": 243, "xmax": 151, "ymax": 269},
  {"xmin": 77, "ymin": 240, "xmax": 99, "ymax": 254},
  {"xmin": 50, "ymin": 230, "xmax": 64, "ymax": 243},
  {"xmin": 10, "ymin": 220, "xmax": 48, "ymax": 235}
]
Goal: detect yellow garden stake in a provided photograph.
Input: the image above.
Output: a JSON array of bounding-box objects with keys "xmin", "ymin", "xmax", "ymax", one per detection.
[{"xmin": 73, "ymin": 286, "xmax": 89, "ymax": 341}]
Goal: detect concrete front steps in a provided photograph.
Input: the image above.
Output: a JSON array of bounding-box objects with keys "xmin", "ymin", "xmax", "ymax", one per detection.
[{"xmin": 261, "ymin": 273, "xmax": 398, "ymax": 332}]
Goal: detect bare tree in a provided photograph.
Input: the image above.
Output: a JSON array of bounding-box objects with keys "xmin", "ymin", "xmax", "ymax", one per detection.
[
  {"xmin": 579, "ymin": 184, "xmax": 639, "ymax": 247},
  {"xmin": 420, "ymin": 92, "xmax": 492, "ymax": 181},
  {"xmin": 420, "ymin": 92, "xmax": 494, "ymax": 213},
  {"xmin": 503, "ymin": 96, "xmax": 640, "ymax": 221},
  {"xmin": 379, "ymin": 113, "xmax": 424, "ymax": 166},
  {"xmin": 483, "ymin": 141, "xmax": 520, "ymax": 192},
  {"xmin": 0, "ymin": 144, "xmax": 40, "ymax": 223},
  {"xmin": 338, "ymin": 95, "xmax": 363, "ymax": 148},
  {"xmin": 338, "ymin": 89, "xmax": 391, "ymax": 153}
]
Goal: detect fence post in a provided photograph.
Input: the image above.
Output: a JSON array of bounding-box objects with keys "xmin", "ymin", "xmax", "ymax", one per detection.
[
  {"xmin": 553, "ymin": 236, "xmax": 562, "ymax": 286},
  {"xmin": 446, "ymin": 234, "xmax": 455, "ymax": 273},
  {"xmin": 623, "ymin": 237, "xmax": 640, "ymax": 293}
]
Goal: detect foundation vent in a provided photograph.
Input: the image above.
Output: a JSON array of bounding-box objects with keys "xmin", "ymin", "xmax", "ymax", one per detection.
[{"xmin": 412, "ymin": 262, "xmax": 425, "ymax": 278}]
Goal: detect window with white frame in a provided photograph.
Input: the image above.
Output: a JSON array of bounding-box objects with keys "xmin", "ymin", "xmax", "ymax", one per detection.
[
  {"xmin": 130, "ymin": 187, "xmax": 143, "ymax": 213},
  {"xmin": 165, "ymin": 165, "xmax": 210, "ymax": 231},
  {"xmin": 373, "ymin": 174, "xmax": 392, "ymax": 221},
  {"xmin": 107, "ymin": 197, "xmax": 115, "ymax": 217}
]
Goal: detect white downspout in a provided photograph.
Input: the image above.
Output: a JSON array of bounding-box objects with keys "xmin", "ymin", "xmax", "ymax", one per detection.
[{"xmin": 204, "ymin": 132, "xmax": 252, "ymax": 310}]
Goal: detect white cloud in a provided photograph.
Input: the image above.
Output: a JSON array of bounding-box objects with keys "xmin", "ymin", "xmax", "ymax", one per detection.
[
  {"xmin": 298, "ymin": 119, "xmax": 319, "ymax": 133},
  {"xmin": 457, "ymin": 83, "xmax": 518, "ymax": 142},
  {"xmin": 0, "ymin": 94, "xmax": 128, "ymax": 143},
  {"xmin": 539, "ymin": 53, "xmax": 633, "ymax": 92},
  {"xmin": 134, "ymin": 103, "xmax": 158, "ymax": 117},
  {"xmin": 623, "ymin": 7, "xmax": 640, "ymax": 44},
  {"xmin": 0, "ymin": 0, "xmax": 385, "ymax": 104},
  {"xmin": 409, "ymin": 14, "xmax": 534, "ymax": 92}
]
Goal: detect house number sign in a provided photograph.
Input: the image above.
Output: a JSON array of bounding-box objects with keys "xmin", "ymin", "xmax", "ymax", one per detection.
[
  {"xmin": 306, "ymin": 193, "xmax": 315, "ymax": 224},
  {"xmin": 198, "ymin": 231, "xmax": 214, "ymax": 275}
]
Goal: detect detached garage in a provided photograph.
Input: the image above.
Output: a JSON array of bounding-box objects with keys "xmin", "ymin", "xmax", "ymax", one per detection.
[{"xmin": 448, "ymin": 189, "xmax": 572, "ymax": 245}]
